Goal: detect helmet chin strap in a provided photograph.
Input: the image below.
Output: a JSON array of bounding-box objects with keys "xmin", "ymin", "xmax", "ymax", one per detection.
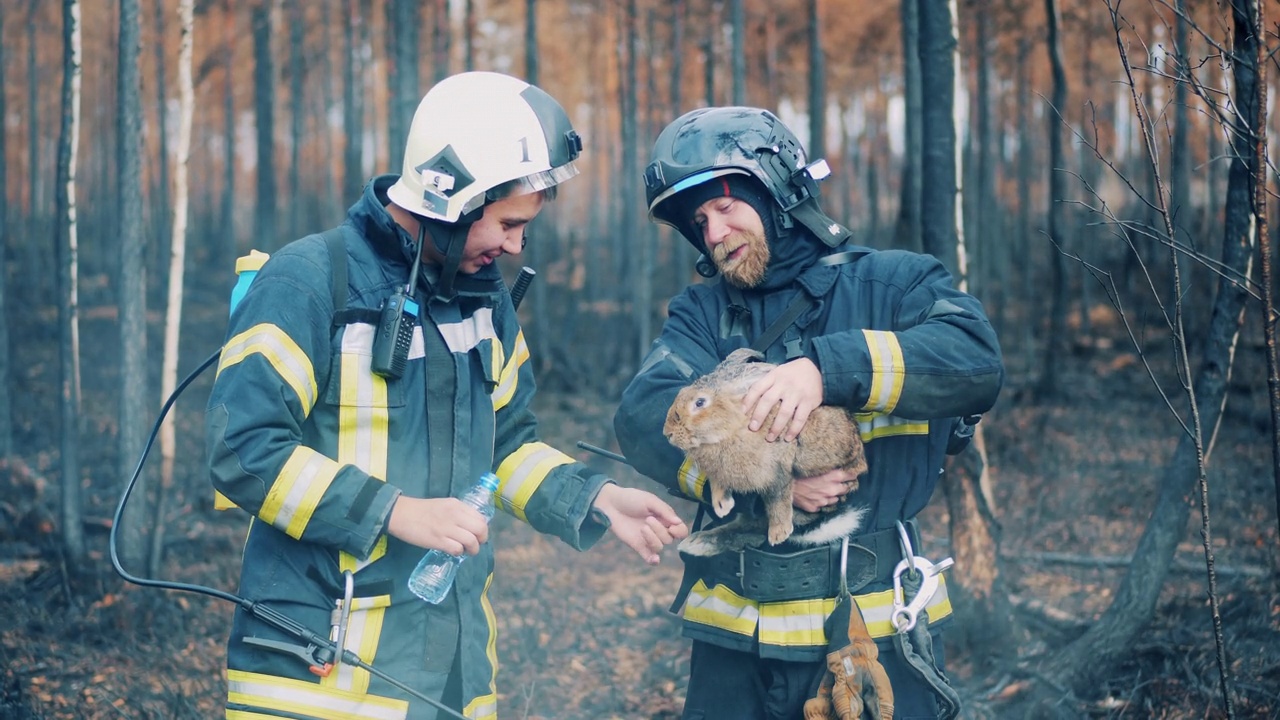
[{"xmin": 416, "ymin": 212, "xmax": 475, "ymax": 302}]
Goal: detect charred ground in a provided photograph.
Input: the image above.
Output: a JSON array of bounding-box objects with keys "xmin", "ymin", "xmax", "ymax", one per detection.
[{"xmin": 0, "ymin": 285, "xmax": 1277, "ymax": 719}]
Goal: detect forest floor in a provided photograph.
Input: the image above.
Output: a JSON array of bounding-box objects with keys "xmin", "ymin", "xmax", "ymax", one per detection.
[{"xmin": 0, "ymin": 286, "xmax": 1277, "ymax": 720}]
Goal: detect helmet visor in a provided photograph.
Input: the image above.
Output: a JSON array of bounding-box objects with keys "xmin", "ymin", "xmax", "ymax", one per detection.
[
  {"xmin": 648, "ymin": 167, "xmax": 746, "ymax": 224},
  {"xmin": 467, "ymin": 162, "xmax": 581, "ymax": 215}
]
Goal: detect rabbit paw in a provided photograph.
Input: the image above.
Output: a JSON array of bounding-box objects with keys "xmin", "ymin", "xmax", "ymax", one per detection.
[
  {"xmin": 767, "ymin": 520, "xmax": 795, "ymax": 546},
  {"xmin": 679, "ymin": 531, "xmax": 730, "ymax": 557},
  {"xmin": 712, "ymin": 492, "xmax": 735, "ymax": 518}
]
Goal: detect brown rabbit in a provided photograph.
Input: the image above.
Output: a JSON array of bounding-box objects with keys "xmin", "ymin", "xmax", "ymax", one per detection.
[{"xmin": 664, "ymin": 348, "xmax": 869, "ymax": 555}]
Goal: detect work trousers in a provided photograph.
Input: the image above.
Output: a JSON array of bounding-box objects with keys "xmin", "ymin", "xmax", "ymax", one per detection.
[{"xmin": 679, "ymin": 635, "xmax": 946, "ymax": 720}]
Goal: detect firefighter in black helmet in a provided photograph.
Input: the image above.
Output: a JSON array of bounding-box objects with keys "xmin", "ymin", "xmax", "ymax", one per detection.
[{"xmin": 616, "ymin": 106, "xmax": 1005, "ymax": 719}]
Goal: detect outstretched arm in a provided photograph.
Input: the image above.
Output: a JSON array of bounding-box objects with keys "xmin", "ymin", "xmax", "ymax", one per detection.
[{"xmin": 592, "ymin": 484, "xmax": 690, "ymax": 565}]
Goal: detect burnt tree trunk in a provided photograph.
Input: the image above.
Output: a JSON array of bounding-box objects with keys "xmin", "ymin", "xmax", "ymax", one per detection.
[
  {"xmin": 341, "ymin": 0, "xmax": 364, "ymax": 203},
  {"xmin": 251, "ymin": 0, "xmax": 278, "ymax": 247},
  {"xmin": 1035, "ymin": 0, "xmax": 1069, "ymax": 400},
  {"xmin": 894, "ymin": 0, "xmax": 923, "ymax": 253},
  {"xmin": 1043, "ymin": 2, "xmax": 1262, "ymax": 708},
  {"xmin": 916, "ymin": 0, "xmax": 956, "ymax": 271},
  {"xmin": 807, "ymin": 0, "xmax": 825, "ymax": 161},
  {"xmin": 116, "ymin": 0, "xmax": 151, "ymax": 571},
  {"xmin": 0, "ymin": 1, "xmax": 12, "ymax": 459}
]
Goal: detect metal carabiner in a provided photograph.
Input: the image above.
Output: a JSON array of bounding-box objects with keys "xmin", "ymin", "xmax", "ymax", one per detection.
[
  {"xmin": 331, "ymin": 570, "xmax": 355, "ymax": 673},
  {"xmin": 891, "ymin": 554, "xmax": 954, "ymax": 633}
]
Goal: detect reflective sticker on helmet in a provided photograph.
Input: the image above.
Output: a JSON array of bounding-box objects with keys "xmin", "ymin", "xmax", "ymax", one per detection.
[
  {"xmin": 414, "ymin": 145, "xmax": 475, "ymax": 215},
  {"xmin": 669, "ymin": 170, "xmax": 720, "ymax": 195},
  {"xmin": 420, "ymin": 167, "xmax": 455, "ymax": 194}
]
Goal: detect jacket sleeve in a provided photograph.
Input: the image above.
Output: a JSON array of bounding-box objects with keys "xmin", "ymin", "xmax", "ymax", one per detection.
[
  {"xmin": 489, "ymin": 310, "xmax": 612, "ymax": 551},
  {"xmin": 205, "ymin": 246, "xmax": 400, "ymax": 561},
  {"xmin": 613, "ymin": 287, "xmax": 721, "ymax": 503},
  {"xmin": 808, "ymin": 251, "xmax": 1004, "ymax": 419}
]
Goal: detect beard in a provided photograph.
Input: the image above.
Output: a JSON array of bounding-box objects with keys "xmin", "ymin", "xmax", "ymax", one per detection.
[{"xmin": 711, "ymin": 227, "xmax": 771, "ymax": 288}]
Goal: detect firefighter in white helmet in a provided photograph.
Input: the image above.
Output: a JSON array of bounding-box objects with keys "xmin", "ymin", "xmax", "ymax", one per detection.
[{"xmin": 207, "ymin": 71, "xmax": 688, "ymax": 719}]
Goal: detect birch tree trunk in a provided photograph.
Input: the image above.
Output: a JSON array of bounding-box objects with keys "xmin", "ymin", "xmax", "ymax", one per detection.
[
  {"xmin": 149, "ymin": 0, "xmax": 194, "ymax": 578},
  {"xmin": 55, "ymin": 0, "xmax": 84, "ymax": 570}
]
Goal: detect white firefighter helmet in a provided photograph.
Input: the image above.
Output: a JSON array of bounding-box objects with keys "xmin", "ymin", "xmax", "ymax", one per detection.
[{"xmin": 386, "ymin": 71, "xmax": 583, "ymax": 223}]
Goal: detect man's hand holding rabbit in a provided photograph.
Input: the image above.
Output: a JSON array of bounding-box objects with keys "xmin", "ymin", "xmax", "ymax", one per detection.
[
  {"xmin": 741, "ymin": 357, "xmax": 824, "ymax": 442},
  {"xmin": 793, "ymin": 467, "xmax": 861, "ymax": 513}
]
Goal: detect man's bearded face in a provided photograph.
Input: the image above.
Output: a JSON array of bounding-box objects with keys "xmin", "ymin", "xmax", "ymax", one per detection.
[{"xmin": 711, "ymin": 224, "xmax": 770, "ymax": 288}]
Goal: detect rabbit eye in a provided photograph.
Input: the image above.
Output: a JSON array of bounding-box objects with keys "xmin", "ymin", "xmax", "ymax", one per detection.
[{"xmin": 694, "ymin": 398, "xmax": 707, "ymax": 408}]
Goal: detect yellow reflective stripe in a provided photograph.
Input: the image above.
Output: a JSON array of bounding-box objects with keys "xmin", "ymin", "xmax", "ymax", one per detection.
[
  {"xmin": 214, "ymin": 490, "xmax": 237, "ymax": 511},
  {"xmin": 468, "ymin": 574, "xmax": 499, "ymax": 720},
  {"xmin": 676, "ymin": 457, "xmax": 707, "ymax": 499},
  {"xmin": 494, "ymin": 443, "xmax": 574, "ymax": 521},
  {"xmin": 759, "ymin": 597, "xmax": 836, "ymax": 647},
  {"xmin": 860, "ymin": 329, "xmax": 904, "ymax": 414},
  {"xmin": 492, "ymin": 330, "xmax": 528, "ymax": 411},
  {"xmin": 465, "ymin": 694, "xmax": 498, "ymax": 720},
  {"xmin": 218, "ymin": 323, "xmax": 318, "ymax": 417},
  {"xmin": 682, "ymin": 580, "xmax": 760, "ymax": 637},
  {"xmin": 338, "ymin": 326, "xmax": 389, "ymax": 482},
  {"xmin": 340, "ymin": 535, "xmax": 387, "ymax": 575},
  {"xmin": 852, "ymin": 576, "xmax": 953, "ymax": 638},
  {"xmin": 854, "ymin": 412, "xmax": 930, "ymax": 442},
  {"xmin": 322, "ymin": 594, "xmax": 390, "ymax": 694},
  {"xmin": 685, "ymin": 576, "xmax": 954, "ymax": 644},
  {"xmin": 261, "ymin": 447, "xmax": 340, "ymax": 539},
  {"xmin": 226, "ymin": 669, "xmax": 408, "ymax": 720},
  {"xmin": 228, "ymin": 711, "xmax": 294, "ymax": 720}
]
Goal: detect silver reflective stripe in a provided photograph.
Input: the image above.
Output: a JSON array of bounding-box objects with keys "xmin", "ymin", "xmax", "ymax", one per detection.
[{"xmin": 438, "ymin": 307, "xmax": 496, "ymax": 355}]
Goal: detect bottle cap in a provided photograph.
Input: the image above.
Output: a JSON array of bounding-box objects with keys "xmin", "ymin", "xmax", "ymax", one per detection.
[
  {"xmin": 236, "ymin": 249, "xmax": 270, "ymax": 274},
  {"xmin": 479, "ymin": 472, "xmax": 500, "ymax": 491}
]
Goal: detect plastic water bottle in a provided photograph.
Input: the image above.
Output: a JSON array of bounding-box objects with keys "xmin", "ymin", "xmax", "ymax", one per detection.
[
  {"xmin": 407, "ymin": 472, "xmax": 501, "ymax": 604},
  {"xmin": 229, "ymin": 250, "xmax": 269, "ymax": 316}
]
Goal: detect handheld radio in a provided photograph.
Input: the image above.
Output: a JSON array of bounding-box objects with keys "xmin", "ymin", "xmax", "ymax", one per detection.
[
  {"xmin": 371, "ymin": 233, "xmax": 426, "ymax": 379},
  {"xmin": 371, "ymin": 289, "xmax": 419, "ymax": 379}
]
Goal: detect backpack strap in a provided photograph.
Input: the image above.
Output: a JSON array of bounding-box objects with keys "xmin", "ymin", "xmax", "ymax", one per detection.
[
  {"xmin": 319, "ymin": 227, "xmax": 380, "ymax": 327},
  {"xmin": 721, "ymin": 250, "xmax": 867, "ymax": 355},
  {"xmin": 322, "ymin": 227, "xmax": 348, "ymax": 314}
]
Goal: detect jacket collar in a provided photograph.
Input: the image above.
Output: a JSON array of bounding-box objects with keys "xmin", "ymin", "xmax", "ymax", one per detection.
[{"xmin": 348, "ymin": 175, "xmax": 506, "ymax": 300}]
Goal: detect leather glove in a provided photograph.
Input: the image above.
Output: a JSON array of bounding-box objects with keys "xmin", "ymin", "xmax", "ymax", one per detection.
[{"xmin": 803, "ymin": 595, "xmax": 895, "ymax": 720}]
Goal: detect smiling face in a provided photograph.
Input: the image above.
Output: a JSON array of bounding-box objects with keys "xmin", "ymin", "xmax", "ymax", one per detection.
[
  {"xmin": 692, "ymin": 195, "xmax": 771, "ymax": 288},
  {"xmin": 418, "ymin": 191, "xmax": 545, "ymax": 273}
]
